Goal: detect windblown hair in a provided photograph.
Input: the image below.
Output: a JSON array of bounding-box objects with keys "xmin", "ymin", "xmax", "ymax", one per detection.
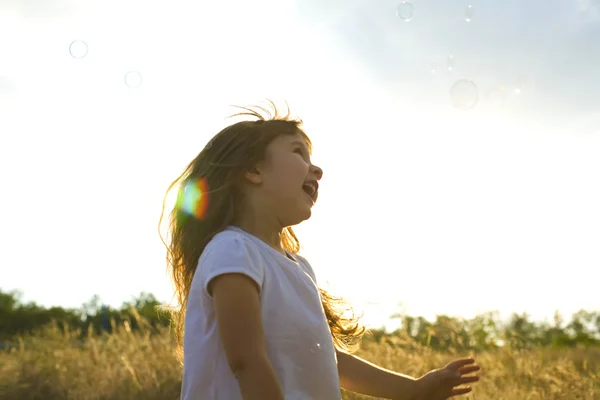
[{"xmin": 158, "ymin": 100, "xmax": 365, "ymax": 364}]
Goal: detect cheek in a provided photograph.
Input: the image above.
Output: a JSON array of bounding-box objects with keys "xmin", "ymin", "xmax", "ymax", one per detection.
[
  {"xmin": 288, "ymin": 157, "xmax": 310, "ymax": 182},
  {"xmin": 270, "ymin": 157, "xmax": 308, "ymax": 191},
  {"xmin": 276, "ymin": 152, "xmax": 307, "ymax": 172}
]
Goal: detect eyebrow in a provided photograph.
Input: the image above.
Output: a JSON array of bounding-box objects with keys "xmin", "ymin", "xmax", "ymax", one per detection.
[
  {"xmin": 291, "ymin": 140, "xmax": 309, "ymax": 150},
  {"xmin": 290, "ymin": 140, "xmax": 312, "ymax": 157}
]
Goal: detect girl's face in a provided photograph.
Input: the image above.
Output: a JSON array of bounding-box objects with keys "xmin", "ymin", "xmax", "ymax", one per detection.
[{"xmin": 245, "ymin": 132, "xmax": 323, "ymax": 227}]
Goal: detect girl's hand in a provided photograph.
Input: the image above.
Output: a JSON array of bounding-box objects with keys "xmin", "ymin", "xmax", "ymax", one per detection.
[{"xmin": 413, "ymin": 357, "xmax": 480, "ymax": 400}]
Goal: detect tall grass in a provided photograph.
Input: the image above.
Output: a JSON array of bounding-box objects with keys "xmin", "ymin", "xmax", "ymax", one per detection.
[{"xmin": 1, "ymin": 318, "xmax": 598, "ymax": 400}]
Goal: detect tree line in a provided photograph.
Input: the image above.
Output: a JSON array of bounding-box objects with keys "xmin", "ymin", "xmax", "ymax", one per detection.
[
  {"xmin": 1, "ymin": 289, "xmax": 598, "ymax": 351},
  {"xmin": 0, "ymin": 289, "xmax": 171, "ymax": 342}
]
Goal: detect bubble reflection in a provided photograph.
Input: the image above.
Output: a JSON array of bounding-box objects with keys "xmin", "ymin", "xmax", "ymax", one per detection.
[
  {"xmin": 396, "ymin": 2, "xmax": 414, "ymax": 21},
  {"xmin": 124, "ymin": 71, "xmax": 143, "ymax": 88},
  {"xmin": 465, "ymin": 5, "xmax": 474, "ymax": 22},
  {"xmin": 69, "ymin": 40, "xmax": 88, "ymax": 58},
  {"xmin": 450, "ymin": 79, "xmax": 479, "ymax": 110}
]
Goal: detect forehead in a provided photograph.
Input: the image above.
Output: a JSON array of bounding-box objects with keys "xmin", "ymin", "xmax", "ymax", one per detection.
[{"xmin": 270, "ymin": 132, "xmax": 311, "ymax": 151}]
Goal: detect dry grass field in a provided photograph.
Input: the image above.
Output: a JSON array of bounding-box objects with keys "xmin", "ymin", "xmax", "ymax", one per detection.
[{"xmin": 1, "ymin": 321, "xmax": 598, "ymax": 400}]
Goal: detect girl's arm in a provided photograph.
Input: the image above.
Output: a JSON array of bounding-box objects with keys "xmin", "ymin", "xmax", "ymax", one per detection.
[
  {"xmin": 337, "ymin": 349, "xmax": 419, "ymax": 400},
  {"xmin": 210, "ymin": 273, "xmax": 284, "ymax": 400}
]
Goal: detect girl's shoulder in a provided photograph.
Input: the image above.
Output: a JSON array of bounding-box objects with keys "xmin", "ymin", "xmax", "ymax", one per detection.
[
  {"xmin": 294, "ymin": 254, "xmax": 318, "ymax": 282},
  {"xmin": 203, "ymin": 228, "xmax": 252, "ymax": 254},
  {"xmin": 208, "ymin": 228, "xmax": 243, "ymax": 246},
  {"xmin": 202, "ymin": 227, "xmax": 263, "ymax": 262}
]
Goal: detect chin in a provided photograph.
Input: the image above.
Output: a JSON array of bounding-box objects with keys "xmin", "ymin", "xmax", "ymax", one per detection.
[
  {"xmin": 300, "ymin": 202, "xmax": 313, "ymax": 220},
  {"xmin": 301, "ymin": 207, "xmax": 312, "ymax": 221},
  {"xmin": 284, "ymin": 208, "xmax": 312, "ymax": 227}
]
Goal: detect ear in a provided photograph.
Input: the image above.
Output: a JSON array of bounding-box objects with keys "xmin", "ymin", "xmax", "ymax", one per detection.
[{"xmin": 243, "ymin": 166, "xmax": 263, "ymax": 185}]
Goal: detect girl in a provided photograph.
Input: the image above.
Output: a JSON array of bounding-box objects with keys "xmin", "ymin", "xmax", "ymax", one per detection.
[{"xmin": 159, "ymin": 101, "xmax": 480, "ymax": 400}]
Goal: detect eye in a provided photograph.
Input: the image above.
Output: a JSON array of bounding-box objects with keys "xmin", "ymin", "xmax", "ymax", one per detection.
[{"xmin": 293, "ymin": 147, "xmax": 311, "ymax": 163}]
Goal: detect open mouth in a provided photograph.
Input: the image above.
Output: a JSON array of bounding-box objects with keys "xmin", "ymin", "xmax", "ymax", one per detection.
[{"xmin": 302, "ymin": 181, "xmax": 318, "ymax": 202}]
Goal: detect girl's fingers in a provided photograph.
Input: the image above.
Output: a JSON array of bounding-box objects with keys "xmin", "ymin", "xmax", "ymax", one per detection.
[
  {"xmin": 451, "ymin": 386, "xmax": 472, "ymax": 396},
  {"xmin": 460, "ymin": 376, "xmax": 480, "ymax": 384},
  {"xmin": 447, "ymin": 357, "xmax": 475, "ymax": 370},
  {"xmin": 458, "ymin": 365, "xmax": 481, "ymax": 375}
]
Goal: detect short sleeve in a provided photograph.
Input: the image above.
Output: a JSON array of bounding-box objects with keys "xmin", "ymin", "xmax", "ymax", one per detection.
[
  {"xmin": 197, "ymin": 233, "xmax": 264, "ymax": 298},
  {"xmin": 295, "ymin": 254, "xmax": 318, "ymax": 284}
]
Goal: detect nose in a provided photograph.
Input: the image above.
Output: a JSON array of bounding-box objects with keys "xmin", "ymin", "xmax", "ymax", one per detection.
[{"xmin": 311, "ymin": 164, "xmax": 323, "ymax": 181}]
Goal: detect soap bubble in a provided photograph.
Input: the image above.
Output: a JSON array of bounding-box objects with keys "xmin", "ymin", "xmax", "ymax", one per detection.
[
  {"xmin": 429, "ymin": 62, "xmax": 438, "ymax": 74},
  {"xmin": 124, "ymin": 71, "xmax": 143, "ymax": 88},
  {"xmin": 465, "ymin": 5, "xmax": 474, "ymax": 22},
  {"xmin": 450, "ymin": 79, "xmax": 479, "ymax": 110},
  {"xmin": 486, "ymin": 86, "xmax": 506, "ymax": 105},
  {"xmin": 447, "ymin": 54, "xmax": 455, "ymax": 72},
  {"xmin": 396, "ymin": 2, "xmax": 414, "ymax": 21},
  {"xmin": 69, "ymin": 40, "xmax": 88, "ymax": 58},
  {"xmin": 514, "ymin": 76, "xmax": 531, "ymax": 95}
]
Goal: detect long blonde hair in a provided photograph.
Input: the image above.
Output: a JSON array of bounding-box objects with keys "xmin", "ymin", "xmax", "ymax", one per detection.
[{"xmin": 159, "ymin": 101, "xmax": 365, "ymax": 364}]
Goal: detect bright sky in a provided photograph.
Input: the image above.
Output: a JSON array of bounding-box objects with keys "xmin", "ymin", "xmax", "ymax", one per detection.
[{"xmin": 1, "ymin": 0, "xmax": 599, "ymax": 331}]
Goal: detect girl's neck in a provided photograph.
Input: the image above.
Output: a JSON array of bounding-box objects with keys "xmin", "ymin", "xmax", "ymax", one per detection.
[{"xmin": 232, "ymin": 220, "xmax": 285, "ymax": 255}]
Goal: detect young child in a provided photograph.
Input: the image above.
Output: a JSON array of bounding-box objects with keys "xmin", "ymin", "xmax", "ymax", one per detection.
[{"xmin": 160, "ymin": 101, "xmax": 480, "ymax": 400}]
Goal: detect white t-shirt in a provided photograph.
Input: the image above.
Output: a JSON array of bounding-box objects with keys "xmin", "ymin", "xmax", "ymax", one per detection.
[{"xmin": 181, "ymin": 226, "xmax": 341, "ymax": 400}]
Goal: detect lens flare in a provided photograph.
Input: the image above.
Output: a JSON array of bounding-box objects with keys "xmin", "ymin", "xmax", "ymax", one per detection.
[{"xmin": 177, "ymin": 178, "xmax": 210, "ymax": 219}]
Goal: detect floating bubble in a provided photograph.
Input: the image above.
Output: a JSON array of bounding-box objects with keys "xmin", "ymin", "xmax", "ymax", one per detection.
[
  {"xmin": 514, "ymin": 76, "xmax": 531, "ymax": 95},
  {"xmin": 486, "ymin": 86, "xmax": 506, "ymax": 105},
  {"xmin": 465, "ymin": 5, "xmax": 474, "ymax": 22},
  {"xmin": 447, "ymin": 54, "xmax": 455, "ymax": 72},
  {"xmin": 450, "ymin": 79, "xmax": 479, "ymax": 110},
  {"xmin": 429, "ymin": 62, "xmax": 438, "ymax": 74},
  {"xmin": 69, "ymin": 40, "xmax": 88, "ymax": 58},
  {"xmin": 124, "ymin": 71, "xmax": 142, "ymax": 88},
  {"xmin": 396, "ymin": 2, "xmax": 414, "ymax": 21},
  {"xmin": 177, "ymin": 178, "xmax": 210, "ymax": 219}
]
